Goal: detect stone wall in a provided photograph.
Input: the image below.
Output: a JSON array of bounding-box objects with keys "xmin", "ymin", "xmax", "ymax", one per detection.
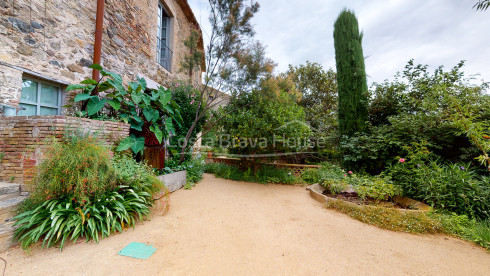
[
  {"xmin": 0, "ymin": 116, "xmax": 130, "ymax": 189},
  {"xmin": 0, "ymin": 0, "xmax": 203, "ymax": 108}
]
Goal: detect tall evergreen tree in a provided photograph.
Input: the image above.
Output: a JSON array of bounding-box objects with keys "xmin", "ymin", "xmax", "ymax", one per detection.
[{"xmin": 333, "ymin": 9, "xmax": 369, "ymax": 136}]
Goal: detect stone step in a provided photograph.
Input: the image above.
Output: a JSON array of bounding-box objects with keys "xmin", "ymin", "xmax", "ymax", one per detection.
[
  {"xmin": 0, "ymin": 182, "xmax": 21, "ymax": 196},
  {"xmin": 0, "ymin": 221, "xmax": 17, "ymax": 252},
  {"xmin": 0, "ymin": 195, "xmax": 27, "ymax": 222}
]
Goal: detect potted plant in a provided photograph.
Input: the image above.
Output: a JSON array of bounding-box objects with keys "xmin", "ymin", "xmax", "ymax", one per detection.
[{"xmin": 200, "ymin": 146, "xmax": 213, "ymax": 158}]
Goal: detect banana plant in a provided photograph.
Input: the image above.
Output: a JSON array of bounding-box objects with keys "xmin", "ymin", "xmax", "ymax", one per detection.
[{"xmin": 66, "ymin": 64, "xmax": 183, "ymax": 154}]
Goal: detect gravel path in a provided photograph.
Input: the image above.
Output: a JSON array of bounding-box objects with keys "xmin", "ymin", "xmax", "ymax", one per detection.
[{"xmin": 1, "ymin": 174, "xmax": 489, "ymax": 275}]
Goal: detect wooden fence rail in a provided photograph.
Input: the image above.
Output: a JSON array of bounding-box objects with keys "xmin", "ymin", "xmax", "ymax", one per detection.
[{"xmin": 212, "ymin": 157, "xmax": 320, "ymax": 176}]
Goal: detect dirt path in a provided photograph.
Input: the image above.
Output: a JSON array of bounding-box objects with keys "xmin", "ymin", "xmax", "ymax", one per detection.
[{"xmin": 1, "ymin": 174, "xmax": 489, "ymax": 275}]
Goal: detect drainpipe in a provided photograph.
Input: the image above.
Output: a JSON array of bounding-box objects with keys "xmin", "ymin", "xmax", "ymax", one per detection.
[{"xmin": 92, "ymin": 0, "xmax": 105, "ymax": 95}]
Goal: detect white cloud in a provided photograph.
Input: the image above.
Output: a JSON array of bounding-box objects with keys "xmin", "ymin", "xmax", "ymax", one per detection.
[{"xmin": 188, "ymin": 0, "xmax": 490, "ymax": 84}]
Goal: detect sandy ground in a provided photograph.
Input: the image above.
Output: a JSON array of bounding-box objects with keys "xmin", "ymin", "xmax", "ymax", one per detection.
[{"xmin": 0, "ymin": 174, "xmax": 489, "ymax": 275}]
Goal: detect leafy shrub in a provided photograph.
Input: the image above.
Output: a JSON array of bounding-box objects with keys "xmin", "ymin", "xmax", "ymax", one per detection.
[
  {"xmin": 33, "ymin": 136, "xmax": 116, "ymax": 204},
  {"xmin": 14, "ymin": 134, "xmax": 166, "ymax": 250},
  {"xmin": 302, "ymin": 163, "xmax": 401, "ymax": 201},
  {"xmin": 205, "ymin": 163, "xmax": 300, "ymax": 184},
  {"xmin": 158, "ymin": 154, "xmax": 206, "ymax": 186},
  {"xmin": 431, "ymin": 213, "xmax": 490, "ymax": 249},
  {"xmin": 66, "ymin": 65, "xmax": 183, "ymax": 155},
  {"xmin": 394, "ymin": 161, "xmax": 490, "ymax": 219},
  {"xmin": 303, "ymin": 163, "xmax": 347, "ymax": 184},
  {"xmin": 112, "ymin": 155, "xmax": 163, "ymax": 195},
  {"xmin": 389, "ymin": 145, "xmax": 490, "ymax": 219},
  {"xmin": 168, "ymin": 80, "xmax": 206, "ymax": 152},
  {"xmin": 322, "ymin": 180, "xmax": 349, "ymax": 196},
  {"xmin": 183, "ymin": 155, "xmax": 206, "ymax": 185},
  {"xmin": 300, "ymin": 168, "xmax": 322, "ymax": 184},
  {"xmin": 351, "ymin": 176, "xmax": 401, "ymax": 201},
  {"xmin": 13, "ymin": 186, "xmax": 152, "ymax": 250}
]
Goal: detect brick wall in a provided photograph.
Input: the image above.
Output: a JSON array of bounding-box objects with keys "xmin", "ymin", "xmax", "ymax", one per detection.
[{"xmin": 0, "ymin": 116, "xmax": 130, "ymax": 190}]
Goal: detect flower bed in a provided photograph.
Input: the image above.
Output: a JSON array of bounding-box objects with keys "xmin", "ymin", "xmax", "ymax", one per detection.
[{"xmin": 307, "ymin": 183, "xmax": 431, "ymax": 212}]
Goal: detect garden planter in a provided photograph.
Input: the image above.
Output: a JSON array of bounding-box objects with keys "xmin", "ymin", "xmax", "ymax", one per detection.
[
  {"xmin": 207, "ymin": 151, "xmax": 213, "ymax": 158},
  {"xmin": 157, "ymin": 170, "xmax": 186, "ymax": 193},
  {"xmin": 306, "ymin": 183, "xmax": 431, "ymax": 213}
]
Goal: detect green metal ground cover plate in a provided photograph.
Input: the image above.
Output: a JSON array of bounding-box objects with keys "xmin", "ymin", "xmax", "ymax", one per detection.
[{"xmin": 118, "ymin": 242, "xmax": 157, "ymax": 260}]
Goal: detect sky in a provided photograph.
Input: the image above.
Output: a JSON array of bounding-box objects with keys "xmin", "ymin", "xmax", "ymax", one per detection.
[{"xmin": 188, "ymin": 0, "xmax": 490, "ymax": 85}]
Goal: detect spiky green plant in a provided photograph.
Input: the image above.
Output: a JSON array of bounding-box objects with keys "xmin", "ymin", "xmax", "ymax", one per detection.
[
  {"xmin": 333, "ymin": 9, "xmax": 369, "ymax": 136},
  {"xmin": 12, "ymin": 186, "xmax": 152, "ymax": 250}
]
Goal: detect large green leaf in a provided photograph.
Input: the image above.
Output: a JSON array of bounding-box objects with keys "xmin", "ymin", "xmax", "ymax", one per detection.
[
  {"xmin": 150, "ymin": 90, "xmax": 159, "ymax": 101},
  {"xmin": 108, "ymin": 79, "xmax": 126, "ymax": 96},
  {"xmin": 165, "ymin": 117, "xmax": 175, "ymax": 135},
  {"xmin": 152, "ymin": 109, "xmax": 160, "ymax": 122},
  {"xmin": 159, "ymin": 88, "xmax": 171, "ymax": 106},
  {"xmin": 131, "ymin": 136, "xmax": 145, "ymax": 154},
  {"xmin": 80, "ymin": 79, "xmax": 98, "ymax": 85},
  {"xmin": 107, "ymin": 99, "xmax": 121, "ymax": 111},
  {"xmin": 132, "ymin": 116, "xmax": 143, "ymax": 123},
  {"xmin": 97, "ymin": 82, "xmax": 113, "ymax": 92},
  {"xmin": 137, "ymin": 77, "xmax": 147, "ymax": 92},
  {"xmin": 100, "ymin": 70, "xmax": 122, "ymax": 82},
  {"xmin": 143, "ymin": 108, "xmax": 153, "ymax": 122},
  {"xmin": 130, "ymin": 119, "xmax": 143, "ymax": 131},
  {"xmin": 153, "ymin": 125, "xmax": 163, "ymax": 144},
  {"xmin": 131, "ymin": 92, "xmax": 142, "ymax": 105},
  {"xmin": 89, "ymin": 64, "xmax": 103, "ymax": 71},
  {"xmin": 87, "ymin": 97, "xmax": 107, "ymax": 116},
  {"xmin": 65, "ymin": 84, "xmax": 84, "ymax": 91},
  {"xmin": 74, "ymin": 93, "xmax": 92, "ymax": 102},
  {"xmin": 128, "ymin": 82, "xmax": 139, "ymax": 93},
  {"xmin": 142, "ymin": 94, "xmax": 151, "ymax": 106}
]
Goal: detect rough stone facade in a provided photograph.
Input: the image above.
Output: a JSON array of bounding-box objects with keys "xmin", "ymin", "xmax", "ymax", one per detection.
[
  {"xmin": 0, "ymin": 0, "xmax": 204, "ymax": 108},
  {"xmin": 0, "ymin": 116, "xmax": 130, "ymax": 188}
]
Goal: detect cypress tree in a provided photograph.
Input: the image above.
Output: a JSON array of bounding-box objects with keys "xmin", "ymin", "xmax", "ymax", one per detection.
[{"xmin": 333, "ymin": 9, "xmax": 369, "ymax": 136}]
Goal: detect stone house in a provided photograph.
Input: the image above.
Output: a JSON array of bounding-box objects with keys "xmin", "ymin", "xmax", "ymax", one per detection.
[
  {"xmin": 0, "ymin": 0, "xmax": 206, "ymax": 183},
  {"xmin": 0, "ymin": 0, "xmax": 205, "ymax": 115}
]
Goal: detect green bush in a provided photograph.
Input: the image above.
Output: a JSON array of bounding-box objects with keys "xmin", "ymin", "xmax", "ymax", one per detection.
[
  {"xmin": 392, "ymin": 161, "xmax": 490, "ymax": 219},
  {"xmin": 205, "ymin": 163, "xmax": 300, "ymax": 185},
  {"xmin": 32, "ymin": 136, "xmax": 116, "ymax": 204},
  {"xmin": 168, "ymin": 80, "xmax": 206, "ymax": 152},
  {"xmin": 184, "ymin": 155, "xmax": 206, "ymax": 185},
  {"xmin": 302, "ymin": 163, "xmax": 401, "ymax": 201},
  {"xmin": 301, "ymin": 163, "xmax": 346, "ymax": 184},
  {"xmin": 13, "ymin": 186, "xmax": 152, "ymax": 250},
  {"xmin": 158, "ymin": 154, "xmax": 206, "ymax": 186},
  {"xmin": 14, "ymin": 135, "xmax": 164, "ymax": 250},
  {"xmin": 352, "ymin": 176, "xmax": 401, "ymax": 201},
  {"xmin": 432, "ymin": 213, "xmax": 490, "ymax": 249},
  {"xmin": 389, "ymin": 145, "xmax": 490, "ymax": 219},
  {"xmin": 112, "ymin": 155, "xmax": 163, "ymax": 196}
]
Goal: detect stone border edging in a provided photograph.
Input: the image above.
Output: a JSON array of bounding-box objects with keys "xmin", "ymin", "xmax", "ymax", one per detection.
[{"xmin": 157, "ymin": 170, "xmax": 186, "ymax": 193}]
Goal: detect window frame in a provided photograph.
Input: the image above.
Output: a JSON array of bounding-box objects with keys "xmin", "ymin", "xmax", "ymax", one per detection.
[
  {"xmin": 18, "ymin": 76, "xmax": 64, "ymax": 116},
  {"xmin": 156, "ymin": 2, "xmax": 172, "ymax": 72}
]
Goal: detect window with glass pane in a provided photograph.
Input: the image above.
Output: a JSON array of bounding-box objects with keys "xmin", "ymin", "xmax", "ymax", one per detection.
[
  {"xmin": 18, "ymin": 78, "xmax": 61, "ymax": 116},
  {"xmin": 157, "ymin": 3, "xmax": 171, "ymax": 71},
  {"xmin": 21, "ymin": 80, "xmax": 37, "ymax": 104}
]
